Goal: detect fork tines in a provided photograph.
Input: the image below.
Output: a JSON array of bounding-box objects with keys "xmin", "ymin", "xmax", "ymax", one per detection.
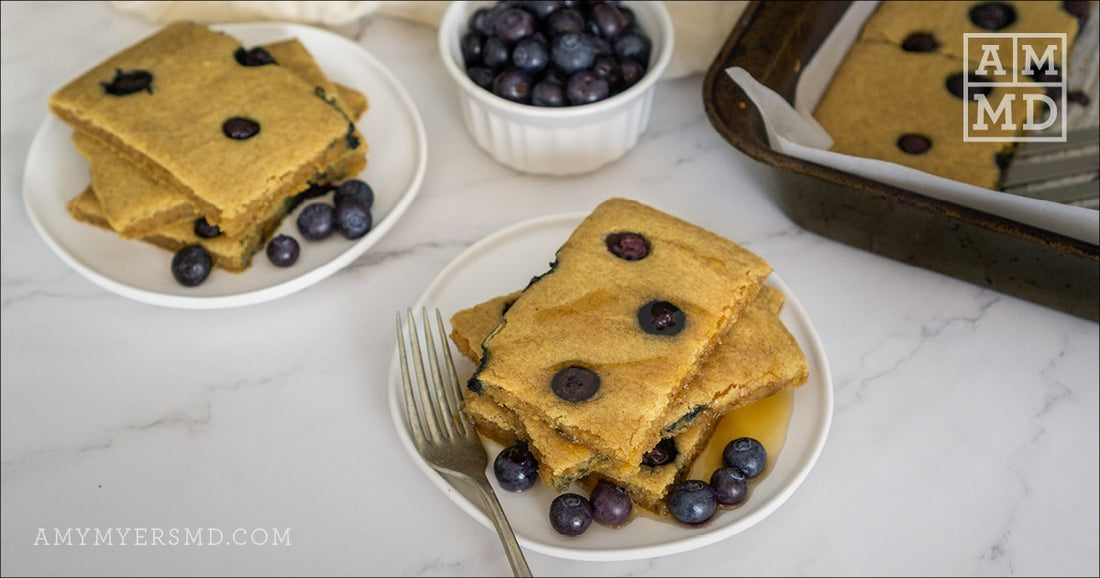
[{"xmin": 396, "ymin": 307, "xmax": 467, "ymax": 444}]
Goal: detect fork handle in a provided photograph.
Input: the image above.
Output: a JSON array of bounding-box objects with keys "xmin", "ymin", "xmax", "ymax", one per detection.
[{"xmin": 470, "ymin": 475, "xmax": 534, "ymax": 577}]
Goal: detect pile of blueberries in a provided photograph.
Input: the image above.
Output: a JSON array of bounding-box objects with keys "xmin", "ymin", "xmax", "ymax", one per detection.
[
  {"xmin": 170, "ymin": 179, "xmax": 375, "ymax": 287},
  {"xmin": 459, "ymin": 0, "xmax": 654, "ymax": 107},
  {"xmin": 492, "ymin": 435, "xmax": 769, "ymax": 534}
]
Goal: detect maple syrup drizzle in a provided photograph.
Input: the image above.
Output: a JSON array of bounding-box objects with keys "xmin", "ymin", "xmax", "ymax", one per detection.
[{"xmin": 687, "ymin": 386, "xmax": 795, "ymax": 481}]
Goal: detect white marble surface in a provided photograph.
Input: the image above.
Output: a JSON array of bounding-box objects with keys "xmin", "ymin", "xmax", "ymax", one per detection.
[{"xmin": 2, "ymin": 2, "xmax": 1098, "ymax": 576}]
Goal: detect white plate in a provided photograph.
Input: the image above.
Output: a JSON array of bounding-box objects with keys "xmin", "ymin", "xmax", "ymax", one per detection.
[
  {"xmin": 22, "ymin": 22, "xmax": 427, "ymax": 309},
  {"xmin": 387, "ymin": 213, "xmax": 834, "ymax": 562}
]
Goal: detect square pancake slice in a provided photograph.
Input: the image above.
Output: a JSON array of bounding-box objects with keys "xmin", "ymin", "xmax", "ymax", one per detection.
[
  {"xmin": 468, "ymin": 198, "xmax": 772, "ymax": 466},
  {"xmin": 67, "ymin": 148, "xmax": 366, "ymax": 272},
  {"xmin": 451, "ymin": 283, "xmax": 808, "ymax": 493},
  {"xmin": 48, "ymin": 21, "xmax": 365, "ymax": 238}
]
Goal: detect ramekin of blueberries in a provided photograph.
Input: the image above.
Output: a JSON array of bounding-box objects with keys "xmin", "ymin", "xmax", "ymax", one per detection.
[{"xmin": 438, "ymin": 0, "xmax": 673, "ymax": 176}]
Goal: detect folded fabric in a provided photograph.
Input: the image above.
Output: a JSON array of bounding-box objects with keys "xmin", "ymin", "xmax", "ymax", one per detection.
[{"xmin": 111, "ymin": 0, "xmax": 750, "ymax": 79}]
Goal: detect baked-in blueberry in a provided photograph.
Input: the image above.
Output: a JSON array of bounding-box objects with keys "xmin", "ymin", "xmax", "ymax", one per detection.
[
  {"xmin": 945, "ymin": 71, "xmax": 993, "ymax": 100},
  {"xmin": 234, "ymin": 46, "xmax": 276, "ymax": 66},
  {"xmin": 901, "ymin": 32, "xmax": 940, "ymax": 52},
  {"xmin": 969, "ymin": 2, "xmax": 1018, "ymax": 30},
  {"xmin": 897, "ymin": 133, "xmax": 932, "ymax": 155},
  {"xmin": 551, "ymin": 366, "xmax": 600, "ymax": 402},
  {"xmin": 638, "ymin": 300, "xmax": 685, "ymax": 336},
  {"xmin": 223, "ymin": 117, "xmax": 260, "ymax": 140},
  {"xmin": 605, "ymin": 231, "xmax": 649, "ymax": 260},
  {"xmin": 641, "ymin": 437, "xmax": 678, "ymax": 467},
  {"xmin": 102, "ymin": 69, "xmax": 153, "ymax": 96},
  {"xmin": 193, "ymin": 217, "xmax": 221, "ymax": 239}
]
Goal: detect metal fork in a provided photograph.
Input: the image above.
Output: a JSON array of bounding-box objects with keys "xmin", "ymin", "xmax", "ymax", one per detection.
[{"xmin": 396, "ymin": 308, "xmax": 533, "ymax": 577}]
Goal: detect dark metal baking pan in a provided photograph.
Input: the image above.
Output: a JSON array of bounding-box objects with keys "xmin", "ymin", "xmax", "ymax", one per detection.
[{"xmin": 703, "ymin": 0, "xmax": 1099, "ymax": 322}]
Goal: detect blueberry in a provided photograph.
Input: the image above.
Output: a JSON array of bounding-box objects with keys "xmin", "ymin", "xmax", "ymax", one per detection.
[
  {"xmin": 722, "ymin": 437, "xmax": 767, "ymax": 479},
  {"xmin": 666, "ymin": 480, "xmax": 717, "ymax": 525},
  {"xmin": 565, "ymin": 69, "xmax": 609, "ymax": 105},
  {"xmin": 493, "ymin": 7, "xmax": 536, "ymax": 45},
  {"xmin": 710, "ymin": 467, "xmax": 749, "ymax": 506},
  {"xmin": 619, "ymin": 5, "xmax": 638, "ymax": 29},
  {"xmin": 193, "ymin": 217, "xmax": 221, "ymax": 239},
  {"xmin": 896, "ymin": 133, "xmax": 932, "ymax": 155},
  {"xmin": 589, "ymin": 2, "xmax": 628, "ymax": 40},
  {"xmin": 614, "ymin": 30, "xmax": 651, "ymax": 68},
  {"xmin": 969, "ymin": 2, "xmax": 1017, "ymax": 30},
  {"xmin": 549, "ymin": 493, "xmax": 593, "ymax": 535},
  {"xmin": 468, "ymin": 5, "xmax": 499, "ymax": 36},
  {"xmin": 493, "ymin": 442, "xmax": 539, "ymax": 492},
  {"xmin": 945, "ymin": 72, "xmax": 993, "ymax": 100},
  {"xmin": 493, "ymin": 67, "xmax": 533, "ymax": 103},
  {"xmin": 592, "ymin": 53, "xmax": 622, "ymax": 84},
  {"xmin": 551, "ymin": 33, "xmax": 595, "ymax": 75},
  {"xmin": 641, "ymin": 437, "xmax": 678, "ymax": 467},
  {"xmin": 588, "ymin": 34, "xmax": 612, "ymax": 58},
  {"xmin": 297, "ymin": 202, "xmax": 335, "ymax": 241},
  {"xmin": 223, "ymin": 117, "xmax": 260, "ymax": 140},
  {"xmin": 482, "ymin": 35, "xmax": 511, "ymax": 71},
  {"xmin": 101, "ymin": 68, "xmax": 153, "ymax": 96},
  {"xmin": 234, "ymin": 46, "xmax": 276, "ymax": 66},
  {"xmin": 545, "ymin": 8, "xmax": 586, "ymax": 36},
  {"xmin": 1063, "ymin": 0, "xmax": 1091, "ymax": 24},
  {"xmin": 266, "ymin": 234, "xmax": 300, "ymax": 267},
  {"xmin": 171, "ymin": 245, "xmax": 212, "ymax": 287},
  {"xmin": 532, "ymin": 79, "xmax": 566, "ymax": 107},
  {"xmin": 467, "ymin": 66, "xmax": 496, "ymax": 89},
  {"xmin": 526, "ymin": 0, "xmax": 560, "ymax": 19},
  {"xmin": 901, "ymin": 32, "xmax": 940, "ymax": 53},
  {"xmin": 512, "ymin": 38, "xmax": 549, "ymax": 74},
  {"xmin": 638, "ymin": 300, "xmax": 685, "ymax": 336},
  {"xmin": 590, "ymin": 482, "xmax": 633, "ymax": 526},
  {"xmin": 334, "ymin": 201, "xmax": 372, "ymax": 239},
  {"xmin": 551, "ymin": 366, "xmax": 600, "ymax": 402},
  {"xmin": 605, "ymin": 231, "xmax": 649, "ymax": 260},
  {"xmin": 334, "ymin": 179, "xmax": 375, "ymax": 211},
  {"xmin": 618, "ymin": 57, "xmax": 645, "ymax": 90},
  {"xmin": 461, "ymin": 31, "xmax": 484, "ymax": 67}
]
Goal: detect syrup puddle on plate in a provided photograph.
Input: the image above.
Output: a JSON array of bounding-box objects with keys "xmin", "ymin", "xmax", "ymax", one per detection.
[{"xmin": 688, "ymin": 385, "xmax": 795, "ymax": 481}]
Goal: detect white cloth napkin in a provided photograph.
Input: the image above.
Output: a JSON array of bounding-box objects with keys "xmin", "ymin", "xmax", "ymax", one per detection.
[{"xmin": 111, "ymin": 0, "xmax": 748, "ymax": 79}]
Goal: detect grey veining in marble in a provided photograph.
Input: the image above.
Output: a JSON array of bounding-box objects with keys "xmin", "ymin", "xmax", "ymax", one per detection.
[{"xmin": 2, "ymin": 2, "xmax": 1097, "ymax": 576}]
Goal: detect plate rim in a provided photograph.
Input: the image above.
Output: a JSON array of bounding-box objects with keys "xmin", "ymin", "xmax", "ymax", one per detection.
[
  {"xmin": 21, "ymin": 21, "xmax": 428, "ymax": 309},
  {"xmin": 387, "ymin": 211, "xmax": 834, "ymax": 561}
]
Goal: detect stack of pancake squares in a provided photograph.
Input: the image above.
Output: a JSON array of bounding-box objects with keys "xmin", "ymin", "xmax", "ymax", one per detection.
[
  {"xmin": 49, "ymin": 21, "xmax": 369, "ymax": 272},
  {"xmin": 448, "ymin": 198, "xmax": 810, "ymax": 516}
]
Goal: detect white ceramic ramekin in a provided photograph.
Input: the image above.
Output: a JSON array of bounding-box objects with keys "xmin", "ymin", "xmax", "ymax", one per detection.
[{"xmin": 438, "ymin": 1, "xmax": 674, "ymax": 176}]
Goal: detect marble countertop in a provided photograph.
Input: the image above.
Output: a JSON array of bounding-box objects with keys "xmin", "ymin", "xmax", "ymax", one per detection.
[{"xmin": 2, "ymin": 2, "xmax": 1097, "ymax": 576}]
